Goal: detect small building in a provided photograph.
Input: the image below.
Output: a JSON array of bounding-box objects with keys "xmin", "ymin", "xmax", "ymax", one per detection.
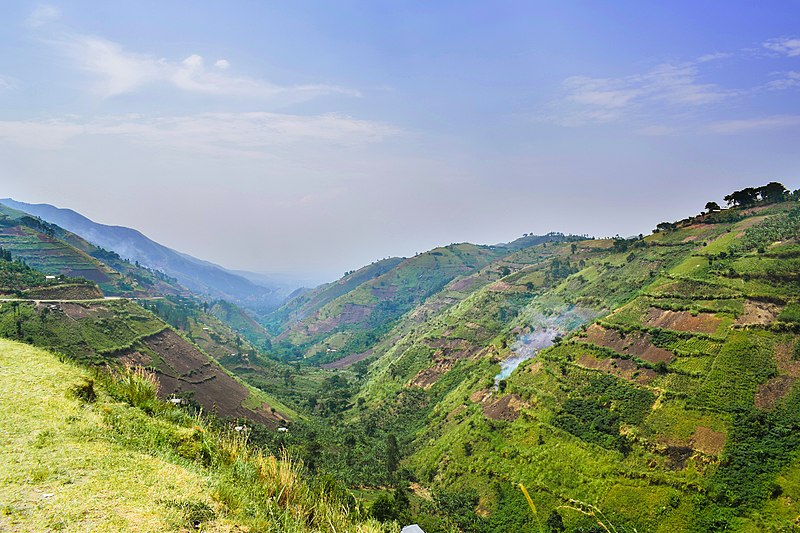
[{"xmin": 401, "ymin": 526, "xmax": 425, "ymax": 533}]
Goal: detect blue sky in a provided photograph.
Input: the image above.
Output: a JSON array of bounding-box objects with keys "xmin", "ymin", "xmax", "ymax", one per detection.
[{"xmin": 1, "ymin": 1, "xmax": 799, "ymax": 280}]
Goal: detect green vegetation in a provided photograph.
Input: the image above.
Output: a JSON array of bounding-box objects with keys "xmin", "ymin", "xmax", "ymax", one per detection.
[
  {"xmin": 0, "ymin": 339, "xmax": 389, "ymax": 532},
  {"xmin": 3, "ymin": 185, "xmax": 799, "ymax": 531}
]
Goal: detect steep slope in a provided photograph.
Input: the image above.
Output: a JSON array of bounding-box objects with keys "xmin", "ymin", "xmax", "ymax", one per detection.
[
  {"xmin": 0, "ymin": 198, "xmax": 290, "ymax": 310},
  {"xmin": 348, "ymin": 195, "xmax": 800, "ymax": 531}
]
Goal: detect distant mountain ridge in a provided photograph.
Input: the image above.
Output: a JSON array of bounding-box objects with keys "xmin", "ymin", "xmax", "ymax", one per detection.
[{"xmin": 0, "ymin": 198, "xmax": 295, "ymax": 311}]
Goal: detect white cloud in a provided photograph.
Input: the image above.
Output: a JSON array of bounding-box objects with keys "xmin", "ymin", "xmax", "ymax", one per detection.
[
  {"xmin": 766, "ymin": 71, "xmax": 800, "ymax": 90},
  {"xmin": 55, "ymin": 34, "xmax": 360, "ymax": 99},
  {"xmin": 0, "ymin": 112, "xmax": 399, "ymax": 155},
  {"xmin": 709, "ymin": 115, "xmax": 800, "ymax": 134},
  {"xmin": 696, "ymin": 52, "xmax": 732, "ymax": 63},
  {"xmin": 27, "ymin": 4, "xmax": 60, "ymax": 28},
  {"xmin": 550, "ymin": 61, "xmax": 731, "ymax": 125},
  {"xmin": 59, "ymin": 35, "xmax": 162, "ymax": 96},
  {"xmin": 764, "ymin": 37, "xmax": 800, "ymax": 57}
]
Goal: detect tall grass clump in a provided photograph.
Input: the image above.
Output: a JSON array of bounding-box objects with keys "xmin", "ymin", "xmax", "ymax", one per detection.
[{"xmin": 106, "ymin": 363, "xmax": 160, "ymax": 412}]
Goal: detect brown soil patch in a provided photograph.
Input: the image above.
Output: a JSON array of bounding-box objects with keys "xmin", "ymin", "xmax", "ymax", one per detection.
[
  {"xmin": 736, "ymin": 300, "xmax": 782, "ymax": 326},
  {"xmin": 755, "ymin": 376, "xmax": 796, "ymax": 409},
  {"xmin": 303, "ymin": 303, "xmax": 374, "ymax": 335},
  {"xmin": 63, "ymin": 269, "xmax": 111, "ymax": 284},
  {"xmin": 665, "ymin": 446, "xmax": 694, "ymax": 470},
  {"xmin": 410, "ymin": 362, "xmax": 453, "ymax": 389},
  {"xmin": 643, "ymin": 308, "xmax": 721, "ymax": 334},
  {"xmin": 58, "ymin": 302, "xmax": 109, "ymax": 319},
  {"xmin": 371, "ymin": 286, "xmax": 397, "ymax": 299},
  {"xmin": 320, "ymin": 349, "xmax": 374, "ymax": 370},
  {"xmin": 119, "ymin": 350, "xmax": 153, "ymax": 366},
  {"xmin": 134, "ymin": 329, "xmax": 284, "ymax": 426},
  {"xmin": 1, "ymin": 225, "xmax": 28, "ymax": 236},
  {"xmin": 409, "ymin": 337, "xmax": 486, "ymax": 388},
  {"xmin": 483, "ymin": 393, "xmax": 526, "ymax": 421},
  {"xmin": 584, "ymin": 324, "xmax": 675, "ymax": 364},
  {"xmin": 734, "ymin": 215, "xmax": 768, "ymax": 236},
  {"xmin": 576, "ymin": 354, "xmax": 656, "ymax": 385},
  {"xmin": 25, "ymin": 284, "xmax": 104, "ymax": 300},
  {"xmin": 525, "ymin": 360, "xmax": 543, "ymax": 374},
  {"xmin": 691, "ymin": 426, "xmax": 726, "ymax": 456},
  {"xmin": 488, "ymin": 281, "xmax": 512, "ymax": 292},
  {"xmin": 425, "ymin": 337, "xmax": 484, "ymax": 359},
  {"xmin": 775, "ymin": 343, "xmax": 800, "ymax": 378},
  {"xmin": 450, "ymin": 277, "xmax": 478, "ymax": 292},
  {"xmin": 470, "ymin": 389, "xmax": 491, "ymax": 403}
]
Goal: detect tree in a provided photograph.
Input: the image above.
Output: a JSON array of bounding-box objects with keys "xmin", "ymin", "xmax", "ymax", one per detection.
[
  {"xmin": 705, "ymin": 201, "xmax": 721, "ymax": 212},
  {"xmin": 725, "ymin": 187, "xmax": 758, "ymax": 207},
  {"xmin": 759, "ymin": 181, "xmax": 788, "ymax": 203},
  {"xmin": 386, "ymin": 433, "xmax": 400, "ymax": 477}
]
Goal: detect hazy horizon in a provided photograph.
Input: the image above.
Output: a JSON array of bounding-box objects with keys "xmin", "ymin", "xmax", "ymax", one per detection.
[{"xmin": 2, "ymin": 2, "xmax": 799, "ymax": 280}]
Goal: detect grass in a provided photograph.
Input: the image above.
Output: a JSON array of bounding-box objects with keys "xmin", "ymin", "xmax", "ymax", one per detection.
[
  {"xmin": 0, "ymin": 339, "xmax": 227, "ymax": 532},
  {"xmin": 0, "ymin": 338, "xmax": 391, "ymax": 532}
]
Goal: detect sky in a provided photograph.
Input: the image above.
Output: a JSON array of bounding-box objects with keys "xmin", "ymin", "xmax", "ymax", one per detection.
[{"xmin": 1, "ymin": 1, "xmax": 799, "ymax": 281}]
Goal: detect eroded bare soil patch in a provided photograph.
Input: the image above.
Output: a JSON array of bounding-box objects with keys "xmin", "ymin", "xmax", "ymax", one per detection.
[
  {"xmin": 643, "ymin": 308, "xmax": 721, "ymax": 334},
  {"xmin": 755, "ymin": 376, "xmax": 796, "ymax": 409},
  {"xmin": 584, "ymin": 324, "xmax": 675, "ymax": 364},
  {"xmin": 576, "ymin": 354, "xmax": 657, "ymax": 385}
]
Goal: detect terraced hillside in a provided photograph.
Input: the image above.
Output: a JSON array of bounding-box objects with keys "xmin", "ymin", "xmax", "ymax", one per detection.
[
  {"xmin": 0, "ymin": 247, "xmax": 102, "ymax": 300},
  {"xmin": 268, "ymin": 235, "xmax": 574, "ymax": 364},
  {"xmin": 0, "ymin": 198, "xmax": 287, "ymax": 310},
  {"xmin": 0, "ymin": 297, "xmax": 291, "ymax": 425},
  {"xmin": 335, "ymin": 196, "xmax": 800, "ymax": 531},
  {"xmin": 0, "ymin": 203, "xmax": 185, "ymax": 297}
]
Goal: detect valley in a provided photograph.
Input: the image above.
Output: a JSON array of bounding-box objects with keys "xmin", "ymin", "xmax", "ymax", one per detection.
[{"xmin": 1, "ymin": 184, "xmax": 799, "ymax": 531}]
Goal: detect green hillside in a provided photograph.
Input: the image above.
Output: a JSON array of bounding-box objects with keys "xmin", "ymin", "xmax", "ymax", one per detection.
[
  {"xmin": 268, "ymin": 236, "xmax": 576, "ymax": 365},
  {"xmin": 3, "ymin": 184, "xmax": 799, "ymax": 532},
  {"xmin": 0, "ymin": 202, "xmax": 186, "ymax": 297},
  {"xmin": 336, "ymin": 191, "xmax": 800, "ymax": 531},
  {"xmin": 0, "ymin": 294, "xmax": 293, "ymax": 425}
]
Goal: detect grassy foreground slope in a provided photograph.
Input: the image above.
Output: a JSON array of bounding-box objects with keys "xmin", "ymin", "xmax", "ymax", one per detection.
[{"xmin": 0, "ymin": 339, "xmax": 389, "ymax": 532}]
